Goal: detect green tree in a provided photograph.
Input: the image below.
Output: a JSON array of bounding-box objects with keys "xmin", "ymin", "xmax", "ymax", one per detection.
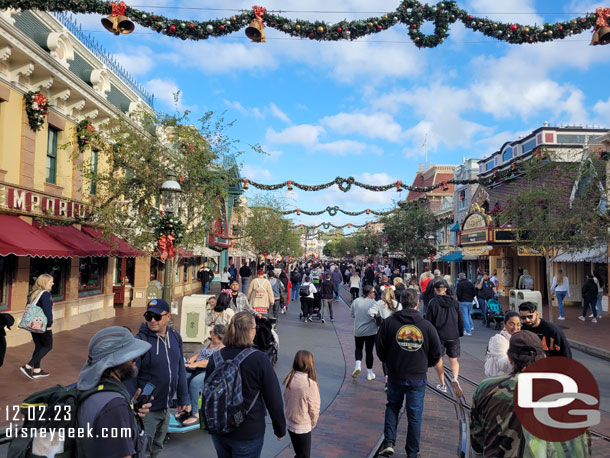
[
  {"xmin": 380, "ymin": 203, "xmax": 442, "ymax": 263},
  {"xmin": 497, "ymin": 149, "xmax": 610, "ymax": 322}
]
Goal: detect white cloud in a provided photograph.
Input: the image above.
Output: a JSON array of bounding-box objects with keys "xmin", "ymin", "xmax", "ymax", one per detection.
[
  {"xmin": 321, "ymin": 112, "xmax": 403, "ymax": 142},
  {"xmin": 269, "ymin": 103, "xmax": 291, "ymax": 123},
  {"xmin": 465, "ymin": 0, "xmax": 543, "ymax": 23},
  {"xmin": 113, "ymin": 46, "xmax": 156, "ymax": 76},
  {"xmin": 593, "ymin": 97, "xmax": 610, "ymax": 122},
  {"xmin": 314, "ymin": 140, "xmax": 380, "ymax": 156},
  {"xmin": 241, "ymin": 165, "xmax": 271, "ymax": 181},
  {"xmin": 262, "ymin": 148, "xmax": 284, "ymax": 163},
  {"xmin": 223, "ymin": 100, "xmax": 264, "ymax": 118},
  {"xmin": 145, "ymin": 78, "xmax": 194, "ymax": 110},
  {"xmin": 266, "ymin": 124, "xmax": 324, "ymax": 146}
]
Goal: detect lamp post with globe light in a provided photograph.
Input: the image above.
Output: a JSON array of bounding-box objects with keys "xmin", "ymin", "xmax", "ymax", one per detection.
[{"xmin": 160, "ymin": 174, "xmax": 182, "ymax": 303}]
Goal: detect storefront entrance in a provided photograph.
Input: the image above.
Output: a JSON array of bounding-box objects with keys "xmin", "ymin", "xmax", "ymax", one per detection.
[{"xmin": 113, "ymin": 257, "xmax": 135, "ymax": 306}]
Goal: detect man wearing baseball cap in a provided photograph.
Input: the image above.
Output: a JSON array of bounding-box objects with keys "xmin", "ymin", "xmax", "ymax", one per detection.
[
  {"xmin": 471, "ymin": 331, "xmax": 590, "ymax": 457},
  {"xmin": 77, "ymin": 326, "xmax": 152, "ymax": 457},
  {"xmin": 128, "ymin": 298, "xmax": 189, "ymax": 457}
]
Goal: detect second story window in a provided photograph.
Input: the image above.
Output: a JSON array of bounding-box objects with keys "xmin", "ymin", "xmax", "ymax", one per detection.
[
  {"xmin": 90, "ymin": 149, "xmax": 98, "ymax": 195},
  {"xmin": 46, "ymin": 127, "xmax": 59, "ymax": 184}
]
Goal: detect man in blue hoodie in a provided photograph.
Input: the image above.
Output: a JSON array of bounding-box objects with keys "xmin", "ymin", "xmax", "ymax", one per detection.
[{"xmin": 131, "ymin": 298, "xmax": 189, "ymax": 457}]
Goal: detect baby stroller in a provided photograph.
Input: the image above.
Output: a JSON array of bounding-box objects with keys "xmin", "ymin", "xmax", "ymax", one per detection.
[
  {"xmin": 486, "ymin": 298, "xmax": 504, "ymax": 330},
  {"xmin": 254, "ymin": 315, "xmax": 279, "ymax": 366},
  {"xmin": 299, "ymin": 290, "xmax": 322, "ymax": 321}
]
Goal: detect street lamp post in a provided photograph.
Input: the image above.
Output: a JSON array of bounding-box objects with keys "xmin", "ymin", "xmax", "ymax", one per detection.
[{"xmin": 160, "ymin": 174, "xmax": 182, "ymax": 303}]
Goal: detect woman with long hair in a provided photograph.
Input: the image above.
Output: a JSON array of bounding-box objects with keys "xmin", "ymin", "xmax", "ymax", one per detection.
[
  {"xmin": 349, "ymin": 271, "xmax": 361, "ymax": 302},
  {"xmin": 206, "ymin": 291, "xmax": 235, "ymax": 328},
  {"xmin": 283, "ymin": 350, "xmax": 321, "ymax": 458},
  {"xmin": 350, "ymin": 285, "xmax": 378, "ymax": 381},
  {"xmin": 21, "ymin": 273, "xmax": 54, "ymax": 379},
  {"xmin": 205, "ymin": 312, "xmax": 286, "ymax": 457},
  {"xmin": 550, "ymin": 269, "xmax": 570, "ymax": 320},
  {"xmin": 484, "ymin": 311, "xmax": 522, "ymax": 377}
]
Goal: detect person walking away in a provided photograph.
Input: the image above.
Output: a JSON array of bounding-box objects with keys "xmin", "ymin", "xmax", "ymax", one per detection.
[
  {"xmin": 471, "ymin": 331, "xmax": 590, "ymax": 457},
  {"xmin": 364, "ymin": 264, "xmax": 375, "ymax": 287},
  {"xmin": 518, "ymin": 269, "xmax": 534, "ymax": 290},
  {"xmin": 283, "ymin": 350, "xmax": 321, "ymax": 458},
  {"xmin": 228, "ymin": 264, "xmax": 237, "ymax": 281},
  {"xmin": 425, "ymin": 279, "xmax": 464, "ymax": 396},
  {"xmin": 456, "ymin": 273, "xmax": 476, "ymax": 336},
  {"xmin": 246, "ymin": 270, "xmax": 275, "ymax": 316},
  {"xmin": 519, "ymin": 301, "xmax": 572, "ymax": 357},
  {"xmin": 350, "ymin": 285, "xmax": 378, "ymax": 381},
  {"xmin": 0, "ymin": 312, "xmax": 14, "ymax": 367},
  {"xmin": 229, "ymin": 279, "xmax": 256, "ymax": 314},
  {"xmin": 515, "ymin": 267, "xmax": 524, "ymax": 289},
  {"xmin": 239, "ymin": 262, "xmax": 252, "ymax": 293},
  {"xmin": 279, "ymin": 270, "xmax": 290, "ymax": 314},
  {"xmin": 267, "ymin": 271, "xmax": 284, "ymax": 319},
  {"xmin": 369, "ymin": 287, "xmax": 402, "ymax": 389},
  {"xmin": 290, "ymin": 269, "xmax": 302, "ymax": 303},
  {"xmin": 593, "ymin": 271, "xmax": 604, "ymax": 320},
  {"xmin": 331, "ymin": 266, "xmax": 343, "ymax": 300},
  {"xmin": 344, "ymin": 266, "xmax": 351, "ymax": 286},
  {"xmin": 77, "ymin": 326, "xmax": 153, "ymax": 458},
  {"xmin": 350, "ymin": 272, "xmax": 361, "ymax": 302},
  {"xmin": 198, "ymin": 263, "xmax": 215, "ymax": 294},
  {"xmin": 550, "ymin": 269, "xmax": 570, "ymax": 320},
  {"xmin": 483, "ymin": 311, "xmax": 521, "ymax": 377},
  {"xmin": 320, "ymin": 274, "xmax": 335, "ymax": 323},
  {"xmin": 205, "ymin": 312, "xmax": 286, "ymax": 457},
  {"xmin": 182, "ymin": 324, "xmax": 226, "ymax": 426},
  {"xmin": 20, "ymin": 274, "xmax": 54, "ymax": 379},
  {"xmin": 580, "ymin": 273, "xmax": 598, "ymax": 323},
  {"xmin": 130, "ymin": 298, "xmax": 190, "ymax": 457},
  {"xmin": 220, "ymin": 267, "xmax": 231, "ymax": 290},
  {"xmin": 376, "ymin": 289, "xmax": 442, "ymax": 457},
  {"xmin": 475, "ymin": 272, "xmax": 496, "ymax": 327},
  {"xmin": 300, "ymin": 276, "xmax": 317, "ymax": 322},
  {"xmin": 419, "ymin": 266, "xmax": 433, "ymax": 292}
]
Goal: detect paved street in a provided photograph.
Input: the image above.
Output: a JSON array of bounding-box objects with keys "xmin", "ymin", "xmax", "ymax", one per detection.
[{"xmin": 2, "ymin": 284, "xmax": 610, "ymax": 457}]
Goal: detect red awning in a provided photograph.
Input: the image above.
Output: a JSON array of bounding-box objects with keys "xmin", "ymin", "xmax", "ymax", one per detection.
[
  {"xmin": 0, "ymin": 215, "xmax": 74, "ymax": 258},
  {"xmin": 36, "ymin": 223, "xmax": 111, "ymax": 257},
  {"xmin": 81, "ymin": 227, "xmax": 146, "ymax": 257}
]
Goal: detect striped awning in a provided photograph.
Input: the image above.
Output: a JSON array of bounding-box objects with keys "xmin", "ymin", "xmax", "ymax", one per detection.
[{"xmin": 554, "ymin": 247, "xmax": 608, "ymax": 264}]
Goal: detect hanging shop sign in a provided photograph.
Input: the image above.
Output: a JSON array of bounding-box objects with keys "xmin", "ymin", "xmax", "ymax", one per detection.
[
  {"xmin": 462, "ymin": 246, "xmax": 491, "ymax": 257},
  {"xmin": 460, "ymin": 211, "xmax": 492, "ymax": 246},
  {"xmin": 0, "ymin": 183, "xmax": 91, "ymax": 220},
  {"xmin": 517, "ymin": 246, "xmax": 543, "ymax": 257}
]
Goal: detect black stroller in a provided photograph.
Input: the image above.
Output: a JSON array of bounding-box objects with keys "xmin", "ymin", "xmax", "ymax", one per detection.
[
  {"xmin": 299, "ymin": 288, "xmax": 322, "ymax": 321},
  {"xmin": 254, "ymin": 316, "xmax": 279, "ymax": 365}
]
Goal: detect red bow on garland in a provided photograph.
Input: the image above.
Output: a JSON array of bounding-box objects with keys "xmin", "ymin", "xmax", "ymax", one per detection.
[
  {"xmin": 158, "ymin": 234, "xmax": 176, "ymax": 260},
  {"xmin": 33, "ymin": 93, "xmax": 47, "ymax": 106},
  {"xmin": 111, "ymin": 1, "xmax": 127, "ymax": 16},
  {"xmin": 595, "ymin": 7, "xmax": 610, "ymax": 28}
]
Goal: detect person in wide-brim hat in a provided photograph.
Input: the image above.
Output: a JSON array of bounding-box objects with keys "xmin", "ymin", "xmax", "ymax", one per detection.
[{"xmin": 78, "ymin": 326, "xmax": 151, "ymax": 390}]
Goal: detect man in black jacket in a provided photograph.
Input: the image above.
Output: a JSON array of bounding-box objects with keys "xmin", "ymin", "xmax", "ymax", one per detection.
[
  {"xmin": 456, "ymin": 273, "xmax": 476, "ymax": 336},
  {"xmin": 320, "ymin": 274, "xmax": 335, "ymax": 323},
  {"xmin": 376, "ymin": 289, "xmax": 441, "ymax": 458},
  {"xmin": 239, "ymin": 262, "xmax": 252, "ymax": 293},
  {"xmin": 197, "ymin": 263, "xmax": 215, "ymax": 294},
  {"xmin": 519, "ymin": 301, "xmax": 572, "ymax": 357},
  {"xmin": 425, "ymin": 279, "xmax": 464, "ymax": 397},
  {"xmin": 476, "ymin": 272, "xmax": 496, "ymax": 327}
]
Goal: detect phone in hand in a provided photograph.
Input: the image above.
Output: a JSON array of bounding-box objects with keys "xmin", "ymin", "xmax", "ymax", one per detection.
[{"xmin": 134, "ymin": 382, "xmax": 155, "ymax": 412}]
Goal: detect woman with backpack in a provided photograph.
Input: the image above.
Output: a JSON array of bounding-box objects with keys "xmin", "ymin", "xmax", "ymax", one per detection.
[
  {"xmin": 283, "ymin": 350, "xmax": 321, "ymax": 458},
  {"xmin": 20, "ymin": 274, "xmax": 54, "ymax": 379},
  {"xmin": 204, "ymin": 312, "xmax": 286, "ymax": 457}
]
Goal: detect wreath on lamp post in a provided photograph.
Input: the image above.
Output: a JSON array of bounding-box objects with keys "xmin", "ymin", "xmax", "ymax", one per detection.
[
  {"xmin": 24, "ymin": 91, "xmax": 49, "ymax": 132},
  {"xmin": 152, "ymin": 213, "xmax": 185, "ymax": 260}
]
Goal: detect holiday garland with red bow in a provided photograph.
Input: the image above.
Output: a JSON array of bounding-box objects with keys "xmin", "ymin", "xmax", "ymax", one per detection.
[
  {"xmin": 152, "ymin": 213, "xmax": 185, "ymax": 260},
  {"xmin": 24, "ymin": 91, "xmax": 49, "ymax": 132}
]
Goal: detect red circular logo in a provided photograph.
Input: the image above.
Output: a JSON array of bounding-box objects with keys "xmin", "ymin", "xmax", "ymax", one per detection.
[{"xmin": 514, "ymin": 356, "xmax": 600, "ymax": 442}]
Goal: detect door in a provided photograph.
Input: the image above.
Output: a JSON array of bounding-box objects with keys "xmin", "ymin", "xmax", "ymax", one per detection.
[{"xmin": 113, "ymin": 258, "xmax": 127, "ymax": 306}]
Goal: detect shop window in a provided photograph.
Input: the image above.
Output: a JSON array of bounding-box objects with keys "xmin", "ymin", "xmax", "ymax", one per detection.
[
  {"xmin": 29, "ymin": 258, "xmax": 68, "ymax": 302},
  {"xmin": 78, "ymin": 257, "xmax": 105, "ymax": 296},
  {"xmin": 46, "ymin": 127, "xmax": 59, "ymax": 184},
  {"xmin": 114, "ymin": 258, "xmax": 135, "ymax": 286},
  {"xmin": 0, "ymin": 256, "xmax": 11, "ymax": 311},
  {"xmin": 183, "ymin": 260, "xmax": 189, "ymax": 283},
  {"xmin": 150, "ymin": 258, "xmax": 161, "ymax": 281},
  {"xmin": 458, "ymin": 190, "xmax": 466, "ymax": 210},
  {"xmin": 90, "ymin": 149, "xmax": 98, "ymax": 195}
]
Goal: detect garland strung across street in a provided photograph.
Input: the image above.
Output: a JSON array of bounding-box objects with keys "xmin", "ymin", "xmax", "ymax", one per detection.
[
  {"xmin": 243, "ymin": 162, "xmax": 525, "ymax": 194},
  {"xmin": 1, "ymin": 0, "xmax": 609, "ymax": 47},
  {"xmin": 280, "ymin": 206, "xmax": 396, "ymax": 216},
  {"xmin": 298, "ymin": 222, "xmax": 373, "ymax": 230}
]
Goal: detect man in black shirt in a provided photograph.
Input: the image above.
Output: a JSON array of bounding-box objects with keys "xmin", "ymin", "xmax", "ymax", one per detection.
[
  {"xmin": 518, "ymin": 301, "xmax": 572, "ymax": 358},
  {"xmin": 476, "ymin": 272, "xmax": 496, "ymax": 327},
  {"xmin": 239, "ymin": 262, "xmax": 252, "ymax": 293}
]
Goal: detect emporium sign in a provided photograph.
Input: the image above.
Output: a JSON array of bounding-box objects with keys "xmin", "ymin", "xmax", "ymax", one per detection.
[{"xmin": 0, "ymin": 183, "xmax": 91, "ymax": 220}]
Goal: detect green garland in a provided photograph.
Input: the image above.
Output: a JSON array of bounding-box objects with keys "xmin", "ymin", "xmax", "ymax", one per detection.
[
  {"xmin": 0, "ymin": 0, "xmax": 599, "ymax": 48},
  {"xmin": 279, "ymin": 206, "xmax": 396, "ymax": 216},
  {"xmin": 152, "ymin": 213, "xmax": 185, "ymax": 245},
  {"xmin": 76, "ymin": 119, "xmax": 98, "ymax": 152},
  {"xmin": 24, "ymin": 91, "xmax": 49, "ymax": 132}
]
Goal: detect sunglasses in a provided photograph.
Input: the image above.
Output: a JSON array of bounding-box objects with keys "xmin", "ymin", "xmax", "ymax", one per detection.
[
  {"xmin": 520, "ymin": 314, "xmax": 536, "ymax": 321},
  {"xmin": 144, "ymin": 311, "xmax": 168, "ymax": 322}
]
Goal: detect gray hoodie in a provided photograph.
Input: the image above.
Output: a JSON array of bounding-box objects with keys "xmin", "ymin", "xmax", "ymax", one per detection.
[{"xmin": 350, "ymin": 297, "xmax": 378, "ymax": 337}]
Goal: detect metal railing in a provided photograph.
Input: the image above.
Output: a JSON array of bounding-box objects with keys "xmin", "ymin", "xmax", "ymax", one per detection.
[{"xmin": 52, "ymin": 12, "xmax": 154, "ymax": 108}]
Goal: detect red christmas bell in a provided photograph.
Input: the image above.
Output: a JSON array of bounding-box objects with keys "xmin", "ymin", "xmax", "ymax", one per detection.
[
  {"xmin": 243, "ymin": 179, "xmax": 249, "ymax": 189},
  {"xmin": 287, "ymin": 180, "xmax": 293, "ymax": 191},
  {"xmin": 296, "ymin": 208, "xmax": 301, "ymax": 215},
  {"xmin": 366, "ymin": 209, "xmax": 370, "ymax": 214},
  {"xmin": 396, "ymin": 180, "xmax": 402, "ymax": 192}
]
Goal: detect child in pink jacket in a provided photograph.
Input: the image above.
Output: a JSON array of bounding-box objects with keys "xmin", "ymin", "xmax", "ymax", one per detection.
[{"xmin": 283, "ymin": 350, "xmax": 321, "ymax": 458}]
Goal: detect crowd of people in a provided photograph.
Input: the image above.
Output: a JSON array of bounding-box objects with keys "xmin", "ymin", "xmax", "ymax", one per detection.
[{"xmin": 5, "ymin": 258, "xmax": 600, "ymax": 458}]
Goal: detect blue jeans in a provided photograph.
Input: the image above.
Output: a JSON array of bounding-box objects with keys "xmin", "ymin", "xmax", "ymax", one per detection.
[
  {"xmin": 292, "ymin": 282, "xmax": 301, "ymax": 301},
  {"xmin": 211, "ymin": 434, "xmax": 264, "ymax": 458},
  {"xmin": 188, "ymin": 371, "xmax": 205, "ymax": 415},
  {"xmin": 334, "ymin": 282, "xmax": 341, "ymax": 298},
  {"xmin": 583, "ymin": 297, "xmax": 597, "ymax": 318},
  {"xmin": 460, "ymin": 302, "xmax": 474, "ymax": 333},
  {"xmin": 596, "ymin": 291, "xmax": 603, "ymax": 316},
  {"xmin": 241, "ymin": 277, "xmax": 249, "ymax": 293},
  {"xmin": 478, "ymin": 298, "xmax": 488, "ymax": 325},
  {"xmin": 203, "ymin": 281, "xmax": 210, "ymax": 294},
  {"xmin": 555, "ymin": 291, "xmax": 567, "ymax": 318},
  {"xmin": 384, "ymin": 381, "xmax": 425, "ymax": 457}
]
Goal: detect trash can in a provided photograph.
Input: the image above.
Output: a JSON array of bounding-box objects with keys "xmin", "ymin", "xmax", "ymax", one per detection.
[
  {"xmin": 180, "ymin": 295, "xmax": 211, "ymax": 343},
  {"xmin": 509, "ymin": 289, "xmax": 543, "ymax": 316}
]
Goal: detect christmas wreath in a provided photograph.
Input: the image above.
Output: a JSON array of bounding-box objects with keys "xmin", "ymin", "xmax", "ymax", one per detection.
[
  {"xmin": 152, "ymin": 213, "xmax": 185, "ymax": 260},
  {"xmin": 24, "ymin": 91, "xmax": 49, "ymax": 132}
]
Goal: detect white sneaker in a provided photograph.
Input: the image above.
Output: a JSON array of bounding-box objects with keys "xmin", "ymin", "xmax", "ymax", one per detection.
[
  {"xmin": 464, "ymin": 332, "xmax": 472, "ymax": 336},
  {"xmin": 589, "ymin": 314, "xmax": 594, "ymax": 318},
  {"xmin": 367, "ymin": 372, "xmax": 376, "ymax": 381},
  {"xmin": 592, "ymin": 318, "xmax": 598, "ymax": 323},
  {"xmin": 578, "ymin": 316, "xmax": 586, "ymax": 321},
  {"xmin": 352, "ymin": 367, "xmax": 361, "ymax": 378},
  {"xmin": 558, "ymin": 316, "xmax": 565, "ymax": 320},
  {"xmin": 436, "ymin": 384, "xmax": 447, "ymax": 393}
]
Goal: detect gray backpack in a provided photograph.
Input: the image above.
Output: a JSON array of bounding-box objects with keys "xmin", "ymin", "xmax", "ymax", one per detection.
[{"xmin": 202, "ymin": 348, "xmax": 259, "ymax": 435}]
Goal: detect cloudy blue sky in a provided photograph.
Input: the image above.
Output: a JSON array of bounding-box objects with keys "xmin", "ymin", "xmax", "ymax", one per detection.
[{"xmin": 72, "ymin": 0, "xmax": 610, "ymax": 229}]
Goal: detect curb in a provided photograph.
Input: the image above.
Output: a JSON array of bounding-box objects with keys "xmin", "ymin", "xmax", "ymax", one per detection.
[{"xmin": 568, "ymin": 339, "xmax": 610, "ymax": 362}]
